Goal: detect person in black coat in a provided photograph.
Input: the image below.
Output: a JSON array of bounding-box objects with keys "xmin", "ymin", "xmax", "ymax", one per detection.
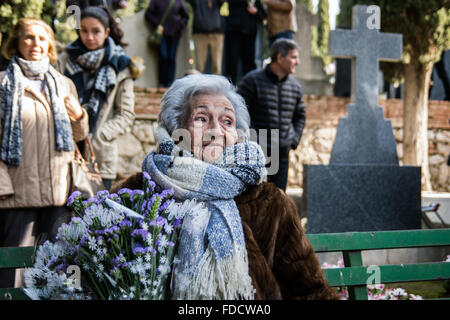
[
  {"xmin": 145, "ymin": 0, "xmax": 189, "ymax": 87},
  {"xmin": 224, "ymin": 0, "xmax": 265, "ymax": 85},
  {"xmin": 237, "ymin": 38, "xmax": 305, "ymax": 191}
]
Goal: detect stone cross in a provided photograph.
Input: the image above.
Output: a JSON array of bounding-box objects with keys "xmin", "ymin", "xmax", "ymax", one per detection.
[
  {"xmin": 329, "ymin": 5, "xmax": 402, "ymax": 112},
  {"xmin": 328, "ymin": 5, "xmax": 403, "ymax": 165},
  {"xmin": 303, "ymin": 5, "xmax": 420, "ymax": 234}
]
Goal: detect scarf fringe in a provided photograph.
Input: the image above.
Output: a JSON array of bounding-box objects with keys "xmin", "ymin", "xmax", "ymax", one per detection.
[{"xmin": 173, "ymin": 245, "xmax": 255, "ymax": 300}]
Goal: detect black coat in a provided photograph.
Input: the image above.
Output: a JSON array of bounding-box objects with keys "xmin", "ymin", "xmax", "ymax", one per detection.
[
  {"xmin": 144, "ymin": 0, "xmax": 189, "ymax": 37},
  {"xmin": 225, "ymin": 0, "xmax": 265, "ymax": 35},
  {"xmin": 237, "ymin": 65, "xmax": 306, "ymax": 149},
  {"xmin": 186, "ymin": 0, "xmax": 224, "ymax": 34}
]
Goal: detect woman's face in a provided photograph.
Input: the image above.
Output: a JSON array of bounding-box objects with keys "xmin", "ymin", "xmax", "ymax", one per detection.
[
  {"xmin": 80, "ymin": 17, "xmax": 110, "ymax": 51},
  {"xmin": 184, "ymin": 93, "xmax": 238, "ymax": 163},
  {"xmin": 18, "ymin": 24, "xmax": 50, "ymax": 61}
]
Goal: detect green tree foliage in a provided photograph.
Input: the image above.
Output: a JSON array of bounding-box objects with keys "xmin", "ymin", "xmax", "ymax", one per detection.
[
  {"xmin": 311, "ymin": 0, "xmax": 332, "ymax": 72},
  {"xmin": 135, "ymin": 0, "xmax": 151, "ymax": 13},
  {"xmin": 0, "ymin": 0, "xmax": 45, "ymax": 36},
  {"xmin": 317, "ymin": 0, "xmax": 331, "ymax": 66}
]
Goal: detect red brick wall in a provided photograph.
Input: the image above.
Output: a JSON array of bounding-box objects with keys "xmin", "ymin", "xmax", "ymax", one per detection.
[{"xmin": 134, "ymin": 88, "xmax": 450, "ymax": 129}]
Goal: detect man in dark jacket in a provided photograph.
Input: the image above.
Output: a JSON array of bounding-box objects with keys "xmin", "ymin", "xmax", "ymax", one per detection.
[
  {"xmin": 237, "ymin": 38, "xmax": 305, "ymax": 191},
  {"xmin": 187, "ymin": 0, "xmax": 224, "ymax": 75}
]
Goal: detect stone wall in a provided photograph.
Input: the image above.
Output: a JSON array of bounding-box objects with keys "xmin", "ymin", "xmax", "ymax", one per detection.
[{"xmin": 117, "ymin": 89, "xmax": 450, "ymax": 192}]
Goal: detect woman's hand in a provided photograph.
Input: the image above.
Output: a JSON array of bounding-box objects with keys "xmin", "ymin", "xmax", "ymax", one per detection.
[
  {"xmin": 247, "ymin": 6, "xmax": 258, "ymax": 15},
  {"xmin": 64, "ymin": 95, "xmax": 83, "ymax": 120}
]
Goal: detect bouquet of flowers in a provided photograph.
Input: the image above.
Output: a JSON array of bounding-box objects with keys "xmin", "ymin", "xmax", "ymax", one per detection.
[{"xmin": 24, "ymin": 172, "xmax": 184, "ymax": 300}]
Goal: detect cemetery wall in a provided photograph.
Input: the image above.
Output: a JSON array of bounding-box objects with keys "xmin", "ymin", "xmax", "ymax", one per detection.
[{"xmin": 116, "ymin": 89, "xmax": 450, "ymax": 192}]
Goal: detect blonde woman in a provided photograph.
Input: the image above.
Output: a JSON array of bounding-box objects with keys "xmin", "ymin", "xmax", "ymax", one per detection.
[{"xmin": 0, "ymin": 18, "xmax": 89, "ymax": 288}]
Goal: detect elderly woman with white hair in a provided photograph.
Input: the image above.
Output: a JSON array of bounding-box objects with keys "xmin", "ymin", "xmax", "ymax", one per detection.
[{"xmin": 112, "ymin": 74, "xmax": 337, "ymax": 300}]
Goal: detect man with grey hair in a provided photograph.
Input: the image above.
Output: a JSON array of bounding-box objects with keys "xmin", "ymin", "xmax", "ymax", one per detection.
[{"xmin": 237, "ymin": 38, "xmax": 305, "ymax": 191}]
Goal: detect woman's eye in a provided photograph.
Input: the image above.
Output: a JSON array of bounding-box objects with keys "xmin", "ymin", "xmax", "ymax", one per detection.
[
  {"xmin": 195, "ymin": 116, "xmax": 207, "ymax": 122},
  {"xmin": 223, "ymin": 119, "xmax": 233, "ymax": 125}
]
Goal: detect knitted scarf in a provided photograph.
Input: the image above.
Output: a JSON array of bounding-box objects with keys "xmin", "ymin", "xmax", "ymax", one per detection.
[
  {"xmin": 0, "ymin": 56, "xmax": 74, "ymax": 166},
  {"xmin": 64, "ymin": 37, "xmax": 131, "ymax": 132},
  {"xmin": 142, "ymin": 126, "xmax": 267, "ymax": 300}
]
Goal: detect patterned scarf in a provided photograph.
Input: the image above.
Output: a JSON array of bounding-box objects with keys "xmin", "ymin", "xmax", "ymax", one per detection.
[
  {"xmin": 0, "ymin": 56, "xmax": 74, "ymax": 166},
  {"xmin": 64, "ymin": 37, "xmax": 130, "ymax": 132},
  {"xmin": 142, "ymin": 126, "xmax": 267, "ymax": 300}
]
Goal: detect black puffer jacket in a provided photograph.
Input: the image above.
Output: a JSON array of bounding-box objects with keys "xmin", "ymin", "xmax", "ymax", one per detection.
[{"xmin": 237, "ymin": 65, "xmax": 306, "ymax": 149}]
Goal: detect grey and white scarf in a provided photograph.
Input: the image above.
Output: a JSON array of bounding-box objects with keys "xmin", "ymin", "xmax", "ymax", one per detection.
[
  {"xmin": 64, "ymin": 37, "xmax": 128, "ymax": 128},
  {"xmin": 0, "ymin": 56, "xmax": 74, "ymax": 166}
]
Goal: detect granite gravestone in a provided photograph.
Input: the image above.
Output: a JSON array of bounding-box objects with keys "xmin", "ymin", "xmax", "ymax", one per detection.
[{"xmin": 304, "ymin": 5, "xmax": 421, "ymax": 234}]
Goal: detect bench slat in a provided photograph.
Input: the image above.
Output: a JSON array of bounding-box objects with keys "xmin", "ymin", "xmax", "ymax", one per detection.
[
  {"xmin": 0, "ymin": 288, "xmax": 30, "ymax": 300},
  {"xmin": 0, "ymin": 247, "xmax": 36, "ymax": 269},
  {"xmin": 323, "ymin": 262, "xmax": 450, "ymax": 287},
  {"xmin": 307, "ymin": 229, "xmax": 450, "ymax": 252}
]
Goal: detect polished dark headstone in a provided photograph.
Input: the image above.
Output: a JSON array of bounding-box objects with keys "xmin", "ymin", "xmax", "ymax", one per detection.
[{"xmin": 304, "ymin": 165, "xmax": 421, "ymax": 233}]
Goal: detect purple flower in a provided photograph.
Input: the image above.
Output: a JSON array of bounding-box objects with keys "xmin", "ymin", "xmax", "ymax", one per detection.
[
  {"xmin": 56, "ymin": 263, "xmax": 68, "ymax": 273},
  {"xmin": 142, "ymin": 171, "xmax": 151, "ymax": 182},
  {"xmin": 112, "ymin": 253, "xmax": 128, "ymax": 269},
  {"xmin": 173, "ymin": 218, "xmax": 181, "ymax": 228},
  {"xmin": 109, "ymin": 267, "xmax": 119, "ymax": 276},
  {"xmin": 82, "ymin": 196, "xmax": 102, "ymax": 206},
  {"xmin": 159, "ymin": 199, "xmax": 174, "ymax": 213},
  {"xmin": 67, "ymin": 191, "xmax": 82, "ymax": 207},
  {"xmin": 96, "ymin": 190, "xmax": 110, "ymax": 198},
  {"xmin": 105, "ymin": 226, "xmax": 120, "ymax": 234},
  {"xmin": 80, "ymin": 235, "xmax": 88, "ymax": 246},
  {"xmin": 130, "ymin": 190, "xmax": 144, "ymax": 199},
  {"xmin": 132, "ymin": 243, "xmax": 148, "ymax": 255},
  {"xmin": 157, "ymin": 216, "xmax": 168, "ymax": 226},
  {"xmin": 71, "ymin": 217, "xmax": 82, "ymax": 224},
  {"xmin": 46, "ymin": 257, "xmax": 59, "ymax": 268},
  {"xmin": 131, "ymin": 229, "xmax": 149, "ymax": 240},
  {"xmin": 159, "ymin": 189, "xmax": 174, "ymax": 201},
  {"xmin": 119, "ymin": 219, "xmax": 132, "ymax": 228},
  {"xmin": 118, "ymin": 188, "xmax": 133, "ymax": 196},
  {"xmin": 147, "ymin": 194, "xmax": 158, "ymax": 209},
  {"xmin": 140, "ymin": 200, "xmax": 148, "ymax": 213},
  {"xmin": 107, "ymin": 193, "xmax": 121, "ymax": 203}
]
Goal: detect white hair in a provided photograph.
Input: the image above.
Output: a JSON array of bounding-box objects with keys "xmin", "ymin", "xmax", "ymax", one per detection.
[{"xmin": 157, "ymin": 74, "xmax": 250, "ymax": 136}]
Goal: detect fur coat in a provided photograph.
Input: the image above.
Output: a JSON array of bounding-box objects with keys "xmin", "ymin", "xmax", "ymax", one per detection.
[{"xmin": 112, "ymin": 173, "xmax": 338, "ymax": 300}]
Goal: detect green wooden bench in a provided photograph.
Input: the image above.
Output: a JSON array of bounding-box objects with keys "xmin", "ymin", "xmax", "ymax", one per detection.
[
  {"xmin": 0, "ymin": 246, "xmax": 37, "ymax": 300},
  {"xmin": 307, "ymin": 228, "xmax": 450, "ymax": 300},
  {"xmin": 1, "ymin": 228, "xmax": 449, "ymax": 300}
]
